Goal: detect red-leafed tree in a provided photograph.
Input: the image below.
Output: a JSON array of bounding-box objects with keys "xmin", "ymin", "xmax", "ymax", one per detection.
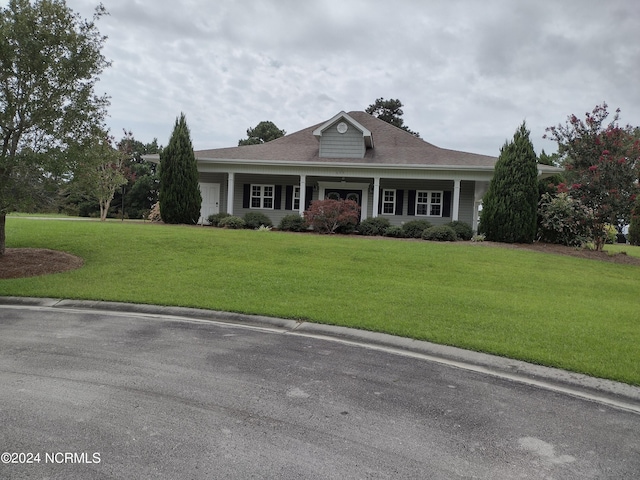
[
  {"xmin": 304, "ymin": 199, "xmax": 360, "ymax": 234},
  {"xmin": 545, "ymin": 103, "xmax": 640, "ymax": 250}
]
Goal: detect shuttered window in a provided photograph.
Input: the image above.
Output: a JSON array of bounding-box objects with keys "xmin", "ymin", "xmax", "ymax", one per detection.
[
  {"xmin": 293, "ymin": 186, "xmax": 301, "ymax": 210},
  {"xmin": 382, "ymin": 189, "xmax": 395, "ymax": 215},
  {"xmin": 251, "ymin": 184, "xmax": 274, "ymax": 209},
  {"xmin": 415, "ymin": 190, "xmax": 442, "ymax": 217}
]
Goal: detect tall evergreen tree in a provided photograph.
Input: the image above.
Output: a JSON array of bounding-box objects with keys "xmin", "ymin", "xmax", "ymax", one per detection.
[
  {"xmin": 479, "ymin": 122, "xmax": 539, "ymax": 243},
  {"xmin": 158, "ymin": 113, "xmax": 201, "ymax": 224}
]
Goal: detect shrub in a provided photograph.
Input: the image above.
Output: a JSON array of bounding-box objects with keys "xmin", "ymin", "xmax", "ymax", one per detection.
[
  {"xmin": 471, "ymin": 233, "xmax": 486, "ymax": 242},
  {"xmin": 304, "ymin": 199, "xmax": 360, "ymax": 234},
  {"xmin": 207, "ymin": 212, "xmax": 231, "ymax": 227},
  {"xmin": 402, "ymin": 220, "xmax": 432, "ymax": 238},
  {"xmin": 537, "ymin": 192, "xmax": 593, "ymax": 247},
  {"xmin": 278, "ymin": 214, "xmax": 307, "ymax": 232},
  {"xmin": 357, "ymin": 217, "xmax": 391, "ymax": 236},
  {"xmin": 422, "ymin": 225, "xmax": 458, "ymax": 242},
  {"xmin": 218, "ymin": 216, "xmax": 246, "ymax": 229},
  {"xmin": 604, "ymin": 224, "xmax": 617, "ymax": 244},
  {"xmin": 446, "ymin": 221, "xmax": 474, "ymax": 241},
  {"xmin": 384, "ymin": 226, "xmax": 405, "ymax": 238},
  {"xmin": 243, "ymin": 211, "xmax": 273, "ymax": 229}
]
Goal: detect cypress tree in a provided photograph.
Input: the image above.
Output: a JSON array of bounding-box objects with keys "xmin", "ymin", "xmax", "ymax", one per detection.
[
  {"xmin": 479, "ymin": 122, "xmax": 539, "ymax": 243},
  {"xmin": 159, "ymin": 113, "xmax": 202, "ymax": 224}
]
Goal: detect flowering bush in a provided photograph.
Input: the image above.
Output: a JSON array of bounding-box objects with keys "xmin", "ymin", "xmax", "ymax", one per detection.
[
  {"xmin": 545, "ymin": 103, "xmax": 640, "ymax": 250},
  {"xmin": 304, "ymin": 199, "xmax": 360, "ymax": 234},
  {"xmin": 537, "ymin": 192, "xmax": 593, "ymax": 246}
]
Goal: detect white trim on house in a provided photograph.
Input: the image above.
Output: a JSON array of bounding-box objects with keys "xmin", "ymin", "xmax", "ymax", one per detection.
[
  {"xmin": 312, "ymin": 111, "xmax": 374, "ymax": 149},
  {"xmin": 381, "ymin": 189, "xmax": 396, "ymax": 216}
]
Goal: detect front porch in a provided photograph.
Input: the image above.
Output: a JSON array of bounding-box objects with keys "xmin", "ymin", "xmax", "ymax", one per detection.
[{"xmin": 198, "ymin": 171, "xmax": 488, "ymax": 230}]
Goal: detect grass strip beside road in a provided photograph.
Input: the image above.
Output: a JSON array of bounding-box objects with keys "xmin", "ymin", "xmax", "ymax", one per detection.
[{"xmin": 2, "ymin": 218, "xmax": 639, "ymax": 385}]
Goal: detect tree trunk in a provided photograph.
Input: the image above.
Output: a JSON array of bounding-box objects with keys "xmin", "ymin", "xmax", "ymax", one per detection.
[
  {"xmin": 100, "ymin": 199, "xmax": 110, "ymax": 221},
  {"xmin": 0, "ymin": 213, "xmax": 6, "ymax": 256}
]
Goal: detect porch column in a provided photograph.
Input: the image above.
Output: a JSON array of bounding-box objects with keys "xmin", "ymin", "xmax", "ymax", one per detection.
[
  {"xmin": 298, "ymin": 174, "xmax": 306, "ymax": 216},
  {"xmin": 371, "ymin": 177, "xmax": 381, "ymax": 218},
  {"xmin": 452, "ymin": 179, "xmax": 461, "ymax": 221},
  {"xmin": 226, "ymin": 172, "xmax": 235, "ymax": 215}
]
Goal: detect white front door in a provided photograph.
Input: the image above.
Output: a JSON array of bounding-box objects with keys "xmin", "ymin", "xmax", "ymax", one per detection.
[{"xmin": 199, "ymin": 183, "xmax": 220, "ymax": 224}]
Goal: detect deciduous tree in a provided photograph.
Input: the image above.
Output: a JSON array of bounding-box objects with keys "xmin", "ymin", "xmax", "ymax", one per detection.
[
  {"xmin": 545, "ymin": 103, "xmax": 640, "ymax": 250},
  {"xmin": 479, "ymin": 122, "xmax": 539, "ymax": 243},
  {"xmin": 111, "ymin": 133, "xmax": 161, "ymax": 219},
  {"xmin": 158, "ymin": 113, "xmax": 201, "ymax": 224},
  {"xmin": 0, "ymin": 0, "xmax": 110, "ymax": 254},
  {"xmin": 70, "ymin": 131, "xmax": 127, "ymax": 221}
]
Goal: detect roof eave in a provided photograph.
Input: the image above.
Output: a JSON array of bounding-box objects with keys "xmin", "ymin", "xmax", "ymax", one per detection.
[{"xmin": 195, "ymin": 156, "xmax": 495, "ymax": 171}]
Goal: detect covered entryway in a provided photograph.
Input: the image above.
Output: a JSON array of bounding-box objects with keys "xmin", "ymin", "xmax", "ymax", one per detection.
[
  {"xmin": 324, "ymin": 188, "xmax": 362, "ymax": 206},
  {"xmin": 199, "ymin": 183, "xmax": 220, "ymax": 224},
  {"xmin": 318, "ymin": 181, "xmax": 370, "ymax": 221}
]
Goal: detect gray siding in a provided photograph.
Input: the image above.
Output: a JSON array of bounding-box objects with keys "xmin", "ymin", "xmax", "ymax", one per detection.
[
  {"xmin": 233, "ymin": 174, "xmax": 310, "ymax": 226},
  {"xmin": 374, "ymin": 180, "xmax": 476, "ymax": 228},
  {"xmin": 319, "ymin": 122, "xmax": 365, "ymax": 158}
]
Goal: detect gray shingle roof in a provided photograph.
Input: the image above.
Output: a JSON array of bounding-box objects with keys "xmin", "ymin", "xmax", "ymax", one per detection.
[{"xmin": 195, "ymin": 111, "xmax": 498, "ymax": 168}]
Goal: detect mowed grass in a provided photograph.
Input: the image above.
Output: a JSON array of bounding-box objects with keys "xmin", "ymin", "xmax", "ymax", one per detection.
[{"xmin": 2, "ymin": 217, "xmax": 639, "ymax": 385}]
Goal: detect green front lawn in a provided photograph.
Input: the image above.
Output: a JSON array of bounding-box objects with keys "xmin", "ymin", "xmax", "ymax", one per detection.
[{"xmin": 2, "ymin": 218, "xmax": 639, "ymax": 385}]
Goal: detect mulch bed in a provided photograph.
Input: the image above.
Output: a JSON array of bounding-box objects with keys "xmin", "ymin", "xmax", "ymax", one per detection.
[
  {"xmin": 0, "ymin": 248, "xmax": 84, "ymax": 279},
  {"xmin": 475, "ymin": 241, "xmax": 640, "ymax": 267}
]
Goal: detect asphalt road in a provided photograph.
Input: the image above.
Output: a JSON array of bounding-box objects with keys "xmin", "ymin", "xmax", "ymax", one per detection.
[{"xmin": 0, "ymin": 301, "xmax": 638, "ymax": 479}]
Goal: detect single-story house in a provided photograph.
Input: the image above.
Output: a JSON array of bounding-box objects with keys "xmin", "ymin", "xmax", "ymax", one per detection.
[{"xmin": 148, "ymin": 111, "xmax": 561, "ymax": 230}]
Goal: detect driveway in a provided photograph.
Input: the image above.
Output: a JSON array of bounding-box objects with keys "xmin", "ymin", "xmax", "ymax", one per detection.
[{"xmin": 0, "ymin": 299, "xmax": 638, "ymax": 479}]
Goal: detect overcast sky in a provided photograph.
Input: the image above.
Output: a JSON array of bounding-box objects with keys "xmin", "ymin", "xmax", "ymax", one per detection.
[{"xmin": 60, "ymin": 0, "xmax": 640, "ymax": 157}]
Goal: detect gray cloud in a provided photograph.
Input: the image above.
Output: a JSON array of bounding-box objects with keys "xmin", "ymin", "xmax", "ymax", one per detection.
[{"xmin": 58, "ymin": 0, "xmax": 640, "ymax": 155}]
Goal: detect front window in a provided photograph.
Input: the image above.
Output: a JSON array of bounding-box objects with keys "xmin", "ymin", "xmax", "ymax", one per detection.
[
  {"xmin": 382, "ymin": 189, "xmax": 395, "ymax": 214},
  {"xmin": 251, "ymin": 184, "xmax": 274, "ymax": 209},
  {"xmin": 416, "ymin": 190, "xmax": 442, "ymax": 217},
  {"xmin": 293, "ymin": 186, "xmax": 300, "ymax": 210}
]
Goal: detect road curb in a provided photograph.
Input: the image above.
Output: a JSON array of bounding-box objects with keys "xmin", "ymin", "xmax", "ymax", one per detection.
[{"xmin": 1, "ymin": 296, "xmax": 639, "ymax": 412}]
